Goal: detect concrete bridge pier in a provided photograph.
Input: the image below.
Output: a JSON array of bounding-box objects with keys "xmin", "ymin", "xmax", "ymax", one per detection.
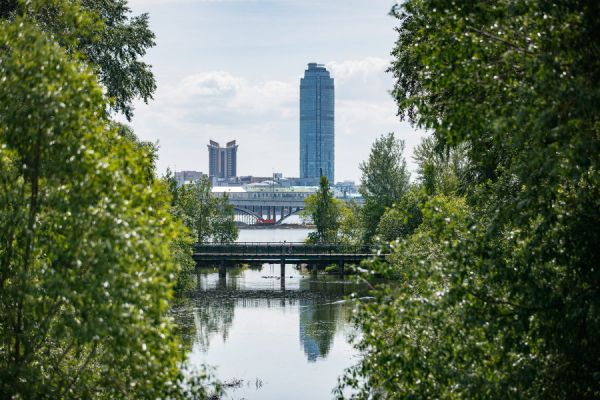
[
  {"xmin": 217, "ymin": 274, "xmax": 226, "ymax": 289},
  {"xmin": 219, "ymin": 261, "xmax": 226, "ymax": 279},
  {"xmin": 280, "ymin": 262, "xmax": 285, "ymax": 289},
  {"xmin": 311, "ymin": 263, "xmax": 318, "ymax": 275}
]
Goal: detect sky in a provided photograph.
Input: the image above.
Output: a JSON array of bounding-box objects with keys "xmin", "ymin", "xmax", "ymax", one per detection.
[{"xmin": 125, "ymin": 0, "xmax": 427, "ymax": 182}]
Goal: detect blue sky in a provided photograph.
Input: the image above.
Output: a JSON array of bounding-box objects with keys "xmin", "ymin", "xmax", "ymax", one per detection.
[{"xmin": 126, "ymin": 0, "xmax": 427, "ymax": 182}]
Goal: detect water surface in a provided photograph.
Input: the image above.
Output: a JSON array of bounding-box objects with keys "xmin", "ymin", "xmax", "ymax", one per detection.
[{"xmin": 176, "ymin": 228, "xmax": 364, "ymax": 399}]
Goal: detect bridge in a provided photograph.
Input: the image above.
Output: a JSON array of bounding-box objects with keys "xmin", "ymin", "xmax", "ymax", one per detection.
[
  {"xmin": 214, "ymin": 190, "xmax": 311, "ymax": 225},
  {"xmin": 213, "ymin": 189, "xmax": 363, "ymax": 225},
  {"xmin": 193, "ymin": 242, "xmax": 384, "ymax": 282}
]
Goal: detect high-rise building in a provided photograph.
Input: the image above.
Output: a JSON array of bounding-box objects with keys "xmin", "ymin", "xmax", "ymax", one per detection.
[
  {"xmin": 208, "ymin": 140, "xmax": 238, "ymax": 178},
  {"xmin": 300, "ymin": 63, "xmax": 335, "ymax": 183}
]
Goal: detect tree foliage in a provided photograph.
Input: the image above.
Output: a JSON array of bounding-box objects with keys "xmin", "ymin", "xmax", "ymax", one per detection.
[
  {"xmin": 375, "ymin": 186, "xmax": 424, "ymax": 243},
  {"xmin": 166, "ymin": 175, "xmax": 238, "ymax": 245},
  {"xmin": 303, "ymin": 176, "xmax": 342, "ymax": 244},
  {"xmin": 338, "ymin": 196, "xmax": 470, "ymax": 398},
  {"xmin": 114, "ymin": 122, "xmax": 158, "ymax": 184},
  {"xmin": 359, "ymin": 133, "xmax": 410, "ymax": 242},
  {"xmin": 338, "ymin": 201, "xmax": 364, "ymax": 244},
  {"xmin": 413, "ymin": 136, "xmax": 469, "ymax": 196},
  {"xmin": 0, "ymin": 18, "xmax": 194, "ymax": 398},
  {"xmin": 1, "ymin": 0, "xmax": 156, "ymax": 120},
  {"xmin": 210, "ymin": 196, "xmax": 238, "ymax": 245},
  {"xmin": 341, "ymin": 0, "xmax": 600, "ymax": 398},
  {"xmin": 164, "ymin": 176, "xmax": 237, "ymax": 296}
]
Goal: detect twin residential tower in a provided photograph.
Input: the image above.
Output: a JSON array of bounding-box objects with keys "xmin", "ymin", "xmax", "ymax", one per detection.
[
  {"xmin": 208, "ymin": 140, "xmax": 238, "ymax": 179},
  {"xmin": 300, "ymin": 63, "xmax": 334, "ymax": 184}
]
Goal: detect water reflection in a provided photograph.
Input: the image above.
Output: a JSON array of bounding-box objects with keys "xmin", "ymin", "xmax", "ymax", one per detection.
[
  {"xmin": 193, "ymin": 294, "xmax": 235, "ymax": 353},
  {"xmin": 177, "ymin": 265, "xmax": 363, "ymax": 362},
  {"xmin": 298, "ymin": 278, "xmax": 353, "ymax": 362},
  {"xmin": 173, "ymin": 240, "xmax": 366, "ymax": 400}
]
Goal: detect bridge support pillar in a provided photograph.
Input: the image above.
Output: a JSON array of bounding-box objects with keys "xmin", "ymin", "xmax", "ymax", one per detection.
[
  {"xmin": 217, "ymin": 274, "xmax": 226, "ymax": 289},
  {"xmin": 280, "ymin": 262, "xmax": 285, "ymax": 289},
  {"xmin": 218, "ymin": 262, "xmax": 226, "ymax": 279}
]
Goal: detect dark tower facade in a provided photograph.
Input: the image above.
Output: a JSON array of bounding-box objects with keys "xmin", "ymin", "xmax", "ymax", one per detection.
[{"xmin": 208, "ymin": 140, "xmax": 238, "ymax": 178}]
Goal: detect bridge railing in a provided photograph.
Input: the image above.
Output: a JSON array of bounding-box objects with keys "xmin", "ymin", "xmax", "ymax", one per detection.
[{"xmin": 194, "ymin": 242, "xmax": 377, "ymax": 256}]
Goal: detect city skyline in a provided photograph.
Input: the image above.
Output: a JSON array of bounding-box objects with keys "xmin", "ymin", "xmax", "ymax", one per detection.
[{"xmin": 123, "ymin": 0, "xmax": 427, "ymax": 182}]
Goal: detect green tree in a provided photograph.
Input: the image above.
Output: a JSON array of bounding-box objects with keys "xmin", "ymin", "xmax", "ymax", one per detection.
[
  {"xmin": 164, "ymin": 177, "xmax": 237, "ymax": 295},
  {"xmin": 375, "ymin": 136, "xmax": 471, "ymax": 243},
  {"xmin": 359, "ymin": 133, "xmax": 410, "ymax": 242},
  {"xmin": 161, "ymin": 171, "xmax": 196, "ymax": 297},
  {"xmin": 341, "ymin": 1, "xmax": 600, "ymax": 398},
  {"xmin": 114, "ymin": 122, "xmax": 159, "ymax": 183},
  {"xmin": 375, "ymin": 186, "xmax": 424, "ymax": 243},
  {"xmin": 303, "ymin": 176, "xmax": 341, "ymax": 244},
  {"xmin": 413, "ymin": 136, "xmax": 469, "ymax": 196},
  {"xmin": 211, "ymin": 195, "xmax": 238, "ymax": 244},
  {"xmin": 0, "ymin": 19, "xmax": 199, "ymax": 398},
  {"xmin": 338, "ymin": 201, "xmax": 364, "ymax": 244},
  {"xmin": 167, "ymin": 177, "xmax": 238, "ymax": 245},
  {"xmin": 1, "ymin": 0, "xmax": 156, "ymax": 120},
  {"xmin": 337, "ymin": 195, "xmax": 471, "ymax": 398}
]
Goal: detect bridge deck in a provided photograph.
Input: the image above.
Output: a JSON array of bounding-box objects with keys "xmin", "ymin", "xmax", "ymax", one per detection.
[{"xmin": 193, "ymin": 242, "xmax": 383, "ymax": 265}]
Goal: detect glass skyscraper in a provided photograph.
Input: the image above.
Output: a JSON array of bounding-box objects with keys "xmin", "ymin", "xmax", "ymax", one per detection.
[{"xmin": 300, "ymin": 63, "xmax": 334, "ymax": 183}]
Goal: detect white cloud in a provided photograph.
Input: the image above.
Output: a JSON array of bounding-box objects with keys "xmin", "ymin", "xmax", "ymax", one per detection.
[
  {"xmin": 326, "ymin": 57, "xmax": 389, "ymax": 82},
  {"xmin": 179, "ymin": 71, "xmax": 243, "ymax": 97},
  {"xmin": 158, "ymin": 70, "xmax": 295, "ymax": 119},
  {"xmin": 325, "ymin": 57, "xmax": 393, "ymax": 102}
]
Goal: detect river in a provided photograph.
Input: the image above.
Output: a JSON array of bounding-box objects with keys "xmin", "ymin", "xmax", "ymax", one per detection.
[{"xmin": 174, "ymin": 227, "xmax": 364, "ymax": 399}]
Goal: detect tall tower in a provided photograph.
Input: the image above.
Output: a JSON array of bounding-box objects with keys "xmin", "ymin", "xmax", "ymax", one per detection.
[
  {"xmin": 208, "ymin": 140, "xmax": 238, "ymax": 178},
  {"xmin": 300, "ymin": 63, "xmax": 335, "ymax": 183},
  {"xmin": 208, "ymin": 140, "xmax": 220, "ymax": 178},
  {"xmin": 225, "ymin": 140, "xmax": 238, "ymax": 178}
]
